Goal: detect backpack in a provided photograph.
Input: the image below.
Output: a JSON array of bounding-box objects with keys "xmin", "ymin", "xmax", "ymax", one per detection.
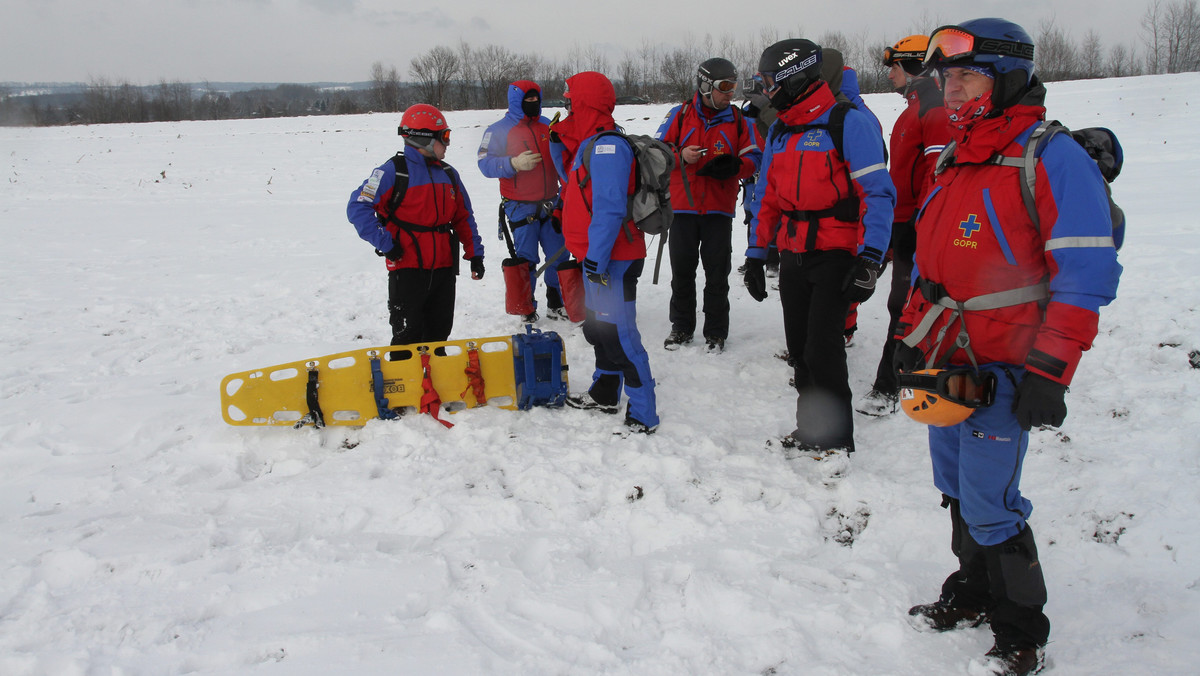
[
  {"xmin": 936, "ymin": 121, "xmax": 1126, "ymax": 250},
  {"xmin": 769, "ymin": 100, "xmax": 852, "ymax": 158},
  {"xmin": 386, "ymin": 152, "xmax": 462, "ymax": 213},
  {"xmin": 578, "ymin": 130, "xmax": 676, "ymax": 237},
  {"xmin": 766, "ymin": 102, "xmax": 862, "ymax": 238}
]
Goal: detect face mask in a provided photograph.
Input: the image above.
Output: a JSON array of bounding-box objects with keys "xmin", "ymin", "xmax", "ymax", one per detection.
[
  {"xmin": 946, "ymin": 89, "xmax": 994, "ymax": 127},
  {"xmin": 522, "ymin": 92, "xmax": 540, "ymax": 118}
]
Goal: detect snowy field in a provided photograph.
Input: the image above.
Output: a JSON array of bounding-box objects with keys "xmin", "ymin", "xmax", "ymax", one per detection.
[{"xmin": 2, "ymin": 72, "xmax": 1199, "ymax": 675}]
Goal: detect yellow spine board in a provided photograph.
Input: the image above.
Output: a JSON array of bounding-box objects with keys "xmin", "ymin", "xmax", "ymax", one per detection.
[{"xmin": 221, "ymin": 336, "xmax": 518, "ymax": 426}]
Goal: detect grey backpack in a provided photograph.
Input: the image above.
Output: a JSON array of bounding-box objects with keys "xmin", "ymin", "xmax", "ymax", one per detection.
[{"xmin": 579, "ymin": 130, "xmax": 676, "ymax": 237}]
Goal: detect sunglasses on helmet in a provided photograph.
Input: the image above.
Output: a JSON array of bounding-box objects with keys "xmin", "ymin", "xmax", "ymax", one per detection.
[
  {"xmin": 897, "ymin": 368, "xmax": 997, "ymax": 409},
  {"xmin": 924, "ymin": 25, "xmax": 1035, "ymax": 68},
  {"xmin": 883, "ymin": 46, "xmax": 927, "ymax": 67}
]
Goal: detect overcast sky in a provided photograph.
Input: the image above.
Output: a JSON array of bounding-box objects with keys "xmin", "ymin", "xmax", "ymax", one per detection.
[{"xmin": 2, "ymin": 0, "xmax": 1149, "ymax": 84}]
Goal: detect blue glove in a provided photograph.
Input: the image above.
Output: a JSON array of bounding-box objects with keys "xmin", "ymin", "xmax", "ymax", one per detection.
[{"xmin": 582, "ymin": 258, "xmax": 608, "ymax": 286}]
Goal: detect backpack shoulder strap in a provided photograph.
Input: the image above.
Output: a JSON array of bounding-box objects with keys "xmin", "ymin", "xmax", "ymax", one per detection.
[
  {"xmin": 825, "ymin": 101, "xmax": 852, "ymax": 159},
  {"xmin": 578, "ymin": 131, "xmax": 630, "ymax": 189},
  {"xmin": 387, "ymin": 152, "xmax": 411, "ymax": 213},
  {"xmin": 989, "ymin": 120, "xmax": 1062, "ymax": 228},
  {"xmin": 934, "ymin": 138, "xmax": 958, "ymax": 176},
  {"xmin": 772, "ymin": 101, "xmax": 852, "ymax": 157},
  {"xmin": 441, "ymin": 160, "xmax": 461, "ymax": 190}
]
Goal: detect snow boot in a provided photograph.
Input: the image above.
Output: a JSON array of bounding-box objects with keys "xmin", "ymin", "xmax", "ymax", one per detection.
[
  {"xmin": 907, "ymin": 600, "xmax": 988, "ymax": 632},
  {"xmin": 975, "ymin": 642, "xmax": 1045, "ymax": 675},
  {"xmin": 909, "ymin": 496, "xmax": 994, "ymax": 631},
  {"xmin": 663, "ymin": 329, "xmax": 693, "ymax": 350},
  {"xmin": 566, "ymin": 374, "xmax": 621, "ymax": 414},
  {"xmin": 855, "ymin": 389, "xmax": 898, "ymax": 416},
  {"xmin": 545, "ymin": 287, "xmax": 569, "ymax": 320},
  {"xmin": 623, "ymin": 414, "xmax": 658, "ymax": 435}
]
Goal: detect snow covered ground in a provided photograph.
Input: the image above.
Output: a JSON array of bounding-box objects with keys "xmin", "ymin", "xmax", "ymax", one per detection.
[{"xmin": 2, "ymin": 72, "xmax": 1199, "ymax": 675}]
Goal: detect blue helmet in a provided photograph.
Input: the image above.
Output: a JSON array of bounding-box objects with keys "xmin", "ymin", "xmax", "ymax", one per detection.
[{"xmin": 926, "ymin": 18, "xmax": 1036, "ymax": 109}]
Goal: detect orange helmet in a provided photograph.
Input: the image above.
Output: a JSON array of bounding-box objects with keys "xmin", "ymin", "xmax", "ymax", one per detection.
[
  {"xmin": 897, "ymin": 368, "xmax": 996, "ymax": 427},
  {"xmin": 884, "ymin": 35, "xmax": 931, "ymax": 76},
  {"xmin": 398, "ymin": 103, "xmax": 451, "ymax": 146}
]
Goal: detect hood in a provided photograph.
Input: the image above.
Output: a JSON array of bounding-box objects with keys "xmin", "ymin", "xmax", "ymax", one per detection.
[
  {"xmin": 508, "ymin": 80, "xmax": 541, "ymax": 120},
  {"xmin": 820, "ymin": 48, "xmax": 845, "ymax": 97},
  {"xmin": 553, "ymin": 71, "xmax": 617, "ymax": 154}
]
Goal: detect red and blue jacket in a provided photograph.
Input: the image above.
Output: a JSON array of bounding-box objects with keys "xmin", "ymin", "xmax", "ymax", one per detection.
[
  {"xmin": 477, "ymin": 80, "xmax": 560, "ymax": 223},
  {"xmin": 562, "ymin": 131, "xmax": 642, "ymax": 267},
  {"xmin": 347, "ymin": 144, "xmax": 483, "ymax": 271},
  {"xmin": 890, "ymin": 78, "xmax": 950, "ymax": 223},
  {"xmin": 746, "ymin": 82, "xmax": 895, "ymax": 263},
  {"xmin": 655, "ymin": 92, "xmax": 760, "ymax": 217},
  {"xmin": 899, "ymin": 96, "xmax": 1122, "ymax": 385}
]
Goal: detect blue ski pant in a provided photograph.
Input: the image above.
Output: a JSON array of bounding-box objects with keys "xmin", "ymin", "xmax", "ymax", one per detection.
[
  {"xmin": 582, "ymin": 259, "xmax": 658, "ymax": 427},
  {"xmin": 927, "ymin": 364, "xmax": 1033, "ymax": 547}
]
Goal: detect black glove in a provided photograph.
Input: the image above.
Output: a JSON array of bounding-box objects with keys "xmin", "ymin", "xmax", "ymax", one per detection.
[
  {"xmin": 892, "ymin": 341, "xmax": 925, "ymax": 375},
  {"xmin": 842, "ymin": 255, "xmax": 883, "ymax": 303},
  {"xmin": 383, "ymin": 237, "xmax": 404, "ymax": 261},
  {"xmin": 743, "ymin": 258, "xmax": 767, "ymax": 302},
  {"xmin": 582, "ymin": 258, "xmax": 608, "ymax": 286},
  {"xmin": 470, "ymin": 256, "xmax": 485, "ymax": 279},
  {"xmin": 1013, "ymin": 372, "xmax": 1068, "ymax": 430},
  {"xmin": 551, "ymin": 207, "xmax": 563, "ymax": 234},
  {"xmin": 695, "ymin": 153, "xmax": 741, "ymax": 180}
]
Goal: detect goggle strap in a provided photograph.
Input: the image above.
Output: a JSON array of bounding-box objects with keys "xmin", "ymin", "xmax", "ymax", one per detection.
[{"xmin": 897, "ymin": 369, "xmax": 997, "ymax": 408}]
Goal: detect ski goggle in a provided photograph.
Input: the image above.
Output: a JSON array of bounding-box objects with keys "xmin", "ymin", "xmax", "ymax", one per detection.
[
  {"xmin": 753, "ymin": 72, "xmax": 780, "ymax": 95},
  {"xmin": 705, "ymin": 78, "xmax": 739, "ymax": 93},
  {"xmin": 401, "ymin": 127, "xmax": 451, "ymax": 146},
  {"xmin": 924, "ymin": 25, "xmax": 1035, "ymax": 68},
  {"xmin": 896, "ymin": 368, "xmax": 997, "ymax": 409}
]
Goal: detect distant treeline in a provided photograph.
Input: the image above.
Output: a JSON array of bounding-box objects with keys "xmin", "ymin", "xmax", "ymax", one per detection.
[
  {"xmin": 0, "ymin": 81, "xmax": 370, "ymax": 126},
  {"xmin": 4, "ymin": 5, "xmax": 1198, "ymax": 127}
]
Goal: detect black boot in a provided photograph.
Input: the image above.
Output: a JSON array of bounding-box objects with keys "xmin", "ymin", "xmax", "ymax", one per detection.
[
  {"xmin": 909, "ymin": 496, "xmax": 994, "ymax": 631},
  {"xmin": 566, "ymin": 373, "xmax": 621, "ymax": 413},
  {"xmin": 982, "ymin": 642, "xmax": 1045, "ymax": 675}
]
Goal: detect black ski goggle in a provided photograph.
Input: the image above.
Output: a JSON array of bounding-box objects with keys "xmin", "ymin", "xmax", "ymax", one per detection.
[{"xmin": 896, "ymin": 368, "xmax": 997, "ymax": 409}]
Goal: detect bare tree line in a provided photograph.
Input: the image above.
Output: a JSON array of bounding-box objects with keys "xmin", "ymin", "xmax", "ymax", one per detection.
[{"xmin": 4, "ymin": 4, "xmax": 1198, "ymax": 127}]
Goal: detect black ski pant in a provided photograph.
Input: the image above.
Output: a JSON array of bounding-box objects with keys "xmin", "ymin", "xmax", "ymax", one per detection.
[
  {"xmin": 871, "ymin": 219, "xmax": 918, "ymax": 394},
  {"xmin": 668, "ymin": 213, "xmax": 732, "ymax": 340},
  {"xmin": 388, "ymin": 267, "xmax": 456, "ymax": 346},
  {"xmin": 778, "ymin": 249, "xmax": 855, "ymax": 450},
  {"xmin": 940, "ymin": 496, "xmax": 1051, "ymax": 649}
]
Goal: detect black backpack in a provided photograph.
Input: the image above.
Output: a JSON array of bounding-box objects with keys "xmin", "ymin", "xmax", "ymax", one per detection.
[{"xmin": 387, "ymin": 152, "xmax": 461, "ymax": 213}]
